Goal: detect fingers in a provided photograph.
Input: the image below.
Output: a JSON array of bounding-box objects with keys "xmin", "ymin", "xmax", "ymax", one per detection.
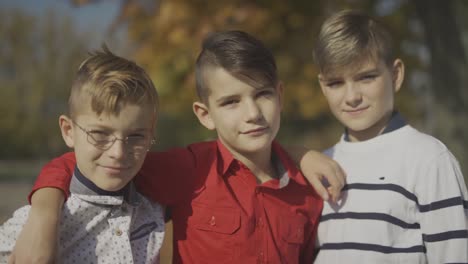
[
  {"xmin": 335, "ymin": 161, "xmax": 347, "ymax": 186},
  {"xmin": 322, "ymin": 168, "xmax": 342, "ymax": 201},
  {"xmin": 296, "ymin": 149, "xmax": 347, "ymax": 202},
  {"xmin": 321, "ymin": 160, "xmax": 346, "ymax": 203},
  {"xmin": 308, "ymin": 174, "xmax": 330, "ymax": 201}
]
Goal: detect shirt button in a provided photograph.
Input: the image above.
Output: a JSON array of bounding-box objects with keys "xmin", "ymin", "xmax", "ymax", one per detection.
[
  {"xmin": 297, "ymin": 228, "xmax": 302, "ymax": 237},
  {"xmin": 115, "ymin": 228, "xmax": 123, "ymax": 236},
  {"xmin": 209, "ymin": 216, "xmax": 216, "ymax": 226},
  {"xmin": 258, "ymin": 251, "xmax": 264, "ymax": 262}
]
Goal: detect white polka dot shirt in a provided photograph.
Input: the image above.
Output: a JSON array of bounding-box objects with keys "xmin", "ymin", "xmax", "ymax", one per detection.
[{"xmin": 0, "ymin": 168, "xmax": 165, "ymax": 264}]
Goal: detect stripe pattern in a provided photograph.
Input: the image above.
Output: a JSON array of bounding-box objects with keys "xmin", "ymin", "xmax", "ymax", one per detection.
[
  {"xmin": 315, "ymin": 125, "xmax": 468, "ymax": 264},
  {"xmin": 319, "ymin": 183, "xmax": 468, "ymax": 253}
]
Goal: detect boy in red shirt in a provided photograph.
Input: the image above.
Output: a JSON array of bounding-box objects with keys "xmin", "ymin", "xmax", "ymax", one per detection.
[{"xmin": 11, "ymin": 31, "xmax": 345, "ymax": 263}]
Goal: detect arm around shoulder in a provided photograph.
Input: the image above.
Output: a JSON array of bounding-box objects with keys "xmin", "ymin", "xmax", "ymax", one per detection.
[
  {"xmin": 283, "ymin": 144, "xmax": 346, "ymax": 202},
  {"xmin": 9, "ymin": 187, "xmax": 64, "ymax": 264}
]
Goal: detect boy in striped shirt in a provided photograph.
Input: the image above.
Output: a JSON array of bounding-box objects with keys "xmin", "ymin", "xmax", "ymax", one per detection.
[{"xmin": 313, "ymin": 10, "xmax": 468, "ymax": 263}]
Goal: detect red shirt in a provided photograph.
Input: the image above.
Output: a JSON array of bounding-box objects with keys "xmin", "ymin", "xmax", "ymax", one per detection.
[{"xmin": 31, "ymin": 140, "xmax": 323, "ymax": 263}]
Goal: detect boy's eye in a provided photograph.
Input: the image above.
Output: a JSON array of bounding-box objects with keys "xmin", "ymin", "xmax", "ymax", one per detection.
[
  {"xmin": 326, "ymin": 81, "xmax": 343, "ymax": 88},
  {"xmin": 220, "ymin": 99, "xmax": 239, "ymax": 106},
  {"xmin": 88, "ymin": 131, "xmax": 112, "ymax": 142},
  {"xmin": 256, "ymin": 90, "xmax": 274, "ymax": 98},
  {"xmin": 126, "ymin": 134, "xmax": 148, "ymax": 144},
  {"xmin": 360, "ymin": 74, "xmax": 378, "ymax": 82},
  {"xmin": 127, "ymin": 134, "xmax": 146, "ymax": 140}
]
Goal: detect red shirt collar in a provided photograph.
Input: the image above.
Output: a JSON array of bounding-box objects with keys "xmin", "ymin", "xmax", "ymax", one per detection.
[
  {"xmin": 216, "ymin": 139, "xmax": 236, "ymax": 176},
  {"xmin": 215, "ymin": 139, "xmax": 308, "ymax": 186}
]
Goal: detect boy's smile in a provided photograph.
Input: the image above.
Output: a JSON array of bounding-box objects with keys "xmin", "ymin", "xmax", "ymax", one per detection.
[
  {"xmin": 319, "ymin": 58, "xmax": 404, "ymax": 142},
  {"xmin": 194, "ymin": 66, "xmax": 282, "ymax": 159}
]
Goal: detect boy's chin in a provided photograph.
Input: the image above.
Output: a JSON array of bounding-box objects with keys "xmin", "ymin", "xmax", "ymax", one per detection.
[
  {"xmin": 95, "ymin": 178, "xmax": 132, "ymax": 192},
  {"xmin": 238, "ymin": 141, "xmax": 273, "ymax": 155}
]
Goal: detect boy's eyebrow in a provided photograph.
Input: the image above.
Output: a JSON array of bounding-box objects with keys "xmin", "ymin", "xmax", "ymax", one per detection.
[
  {"xmin": 215, "ymin": 94, "xmax": 239, "ymax": 104},
  {"xmin": 319, "ymin": 75, "xmax": 342, "ymax": 82},
  {"xmin": 86, "ymin": 124, "xmax": 150, "ymax": 132},
  {"xmin": 320, "ymin": 67, "xmax": 380, "ymax": 82},
  {"xmin": 355, "ymin": 67, "xmax": 380, "ymax": 77}
]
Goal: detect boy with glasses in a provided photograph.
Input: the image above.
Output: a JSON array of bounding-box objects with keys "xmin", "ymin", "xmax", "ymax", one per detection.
[{"xmin": 0, "ymin": 46, "xmax": 166, "ymax": 263}]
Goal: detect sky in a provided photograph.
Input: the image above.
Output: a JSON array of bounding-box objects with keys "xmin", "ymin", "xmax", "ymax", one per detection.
[{"xmin": 0, "ymin": 0, "xmax": 122, "ymax": 45}]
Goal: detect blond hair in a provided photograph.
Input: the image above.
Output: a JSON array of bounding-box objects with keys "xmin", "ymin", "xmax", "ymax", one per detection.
[
  {"xmin": 313, "ymin": 10, "xmax": 395, "ymax": 74},
  {"xmin": 69, "ymin": 45, "xmax": 158, "ymax": 117}
]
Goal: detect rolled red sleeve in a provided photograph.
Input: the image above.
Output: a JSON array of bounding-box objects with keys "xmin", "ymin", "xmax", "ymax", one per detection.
[
  {"xmin": 28, "ymin": 152, "xmax": 76, "ymax": 204},
  {"xmin": 135, "ymin": 146, "xmax": 198, "ymax": 205}
]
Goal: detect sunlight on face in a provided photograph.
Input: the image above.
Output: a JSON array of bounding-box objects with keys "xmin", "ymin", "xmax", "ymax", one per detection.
[{"xmin": 71, "ymin": 102, "xmax": 155, "ymax": 191}]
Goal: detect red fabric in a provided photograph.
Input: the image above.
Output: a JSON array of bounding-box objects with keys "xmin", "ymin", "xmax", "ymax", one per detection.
[{"xmin": 31, "ymin": 140, "xmax": 323, "ymax": 263}]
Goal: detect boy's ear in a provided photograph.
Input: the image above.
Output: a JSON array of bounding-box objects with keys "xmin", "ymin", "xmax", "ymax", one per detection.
[
  {"xmin": 392, "ymin": 59, "xmax": 405, "ymax": 93},
  {"xmin": 317, "ymin": 74, "xmax": 327, "ymax": 94},
  {"xmin": 276, "ymin": 81, "xmax": 284, "ymax": 110},
  {"xmin": 59, "ymin": 115, "xmax": 75, "ymax": 148},
  {"xmin": 193, "ymin": 101, "xmax": 215, "ymax": 130}
]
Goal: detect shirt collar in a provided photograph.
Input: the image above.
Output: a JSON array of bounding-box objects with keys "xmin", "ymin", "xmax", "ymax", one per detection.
[
  {"xmin": 215, "ymin": 139, "xmax": 307, "ymax": 187},
  {"xmin": 344, "ymin": 111, "xmax": 406, "ymax": 141},
  {"xmin": 271, "ymin": 141, "xmax": 308, "ymax": 186},
  {"xmin": 216, "ymin": 139, "xmax": 236, "ymax": 176},
  {"xmin": 70, "ymin": 166, "xmax": 140, "ymax": 206}
]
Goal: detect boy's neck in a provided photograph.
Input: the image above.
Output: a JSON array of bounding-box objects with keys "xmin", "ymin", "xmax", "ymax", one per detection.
[
  {"xmin": 228, "ymin": 144, "xmax": 278, "ymax": 184},
  {"xmin": 346, "ymin": 111, "xmax": 405, "ymax": 142},
  {"xmin": 73, "ymin": 166, "xmax": 128, "ymax": 196}
]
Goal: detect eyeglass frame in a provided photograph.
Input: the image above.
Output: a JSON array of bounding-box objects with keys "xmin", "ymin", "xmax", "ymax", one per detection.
[{"xmin": 71, "ymin": 119, "xmax": 156, "ymax": 152}]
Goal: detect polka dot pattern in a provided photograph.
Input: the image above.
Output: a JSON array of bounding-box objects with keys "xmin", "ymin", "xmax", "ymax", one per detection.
[{"xmin": 0, "ymin": 190, "xmax": 164, "ymax": 263}]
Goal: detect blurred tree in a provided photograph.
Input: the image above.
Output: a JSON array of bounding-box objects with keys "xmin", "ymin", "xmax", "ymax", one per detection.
[
  {"xmin": 8, "ymin": 0, "xmax": 466, "ymax": 180},
  {"xmin": 75, "ymin": 0, "xmax": 422, "ymax": 150},
  {"xmin": 413, "ymin": 0, "xmax": 468, "ymax": 174},
  {"xmin": 0, "ymin": 9, "xmax": 89, "ymax": 158}
]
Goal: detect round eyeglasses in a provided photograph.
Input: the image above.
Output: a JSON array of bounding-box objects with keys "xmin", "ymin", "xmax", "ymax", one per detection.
[{"xmin": 72, "ymin": 120, "xmax": 155, "ymax": 153}]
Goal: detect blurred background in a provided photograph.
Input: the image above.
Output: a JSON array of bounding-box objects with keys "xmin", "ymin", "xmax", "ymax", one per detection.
[{"xmin": 0, "ymin": 0, "xmax": 467, "ymax": 260}]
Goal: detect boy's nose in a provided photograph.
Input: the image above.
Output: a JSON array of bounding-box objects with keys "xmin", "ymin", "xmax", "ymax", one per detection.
[
  {"xmin": 344, "ymin": 84, "xmax": 362, "ymax": 106},
  {"xmin": 107, "ymin": 139, "xmax": 127, "ymax": 160},
  {"xmin": 244, "ymin": 100, "xmax": 262, "ymax": 122}
]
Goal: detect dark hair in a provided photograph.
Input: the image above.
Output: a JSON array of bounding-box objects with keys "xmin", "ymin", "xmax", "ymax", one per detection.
[{"xmin": 195, "ymin": 30, "xmax": 278, "ymax": 103}]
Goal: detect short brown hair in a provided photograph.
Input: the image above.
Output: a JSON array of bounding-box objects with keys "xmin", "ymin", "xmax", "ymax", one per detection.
[
  {"xmin": 69, "ymin": 45, "xmax": 158, "ymax": 117},
  {"xmin": 195, "ymin": 30, "xmax": 278, "ymax": 103},
  {"xmin": 313, "ymin": 10, "xmax": 395, "ymax": 74}
]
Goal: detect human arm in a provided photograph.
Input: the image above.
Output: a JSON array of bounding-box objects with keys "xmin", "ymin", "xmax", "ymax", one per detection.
[
  {"xmin": 8, "ymin": 189, "xmax": 64, "ymax": 264},
  {"xmin": 285, "ymin": 145, "xmax": 346, "ymax": 202},
  {"xmin": 417, "ymin": 150, "xmax": 468, "ymax": 263},
  {"xmin": 8, "ymin": 153, "xmax": 75, "ymax": 263},
  {"xmin": 0, "ymin": 206, "xmax": 29, "ymax": 262}
]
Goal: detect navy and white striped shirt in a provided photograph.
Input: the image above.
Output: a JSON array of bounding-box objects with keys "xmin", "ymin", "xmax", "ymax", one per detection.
[{"xmin": 316, "ymin": 115, "xmax": 468, "ymax": 263}]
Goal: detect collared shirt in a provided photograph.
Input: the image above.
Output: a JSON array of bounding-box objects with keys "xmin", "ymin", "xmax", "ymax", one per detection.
[
  {"xmin": 1, "ymin": 167, "xmax": 165, "ymax": 264},
  {"xmin": 30, "ymin": 140, "xmax": 323, "ymax": 263}
]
